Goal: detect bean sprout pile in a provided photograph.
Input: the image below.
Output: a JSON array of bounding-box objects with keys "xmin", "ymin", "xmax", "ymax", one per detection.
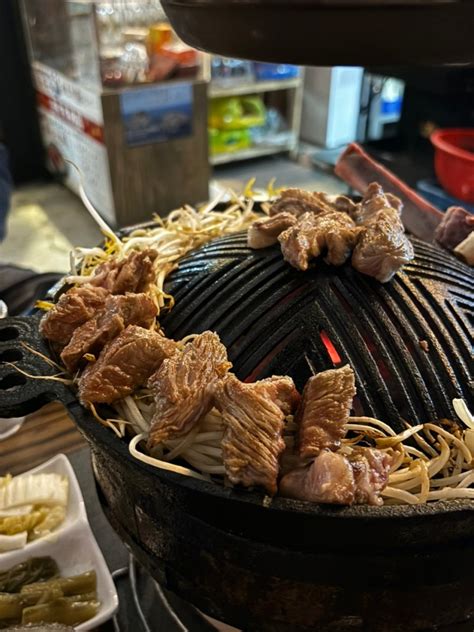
[
  {"xmin": 345, "ymin": 403, "xmax": 474, "ymax": 504},
  {"xmin": 65, "ymin": 192, "xmax": 261, "ymax": 316},
  {"xmin": 124, "ymin": 391, "xmax": 474, "ymax": 505},
  {"xmin": 32, "ymin": 181, "xmax": 474, "ymax": 506}
]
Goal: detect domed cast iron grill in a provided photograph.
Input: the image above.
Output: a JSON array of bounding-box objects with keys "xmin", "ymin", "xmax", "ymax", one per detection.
[{"xmin": 0, "ymin": 226, "xmax": 473, "ymax": 632}]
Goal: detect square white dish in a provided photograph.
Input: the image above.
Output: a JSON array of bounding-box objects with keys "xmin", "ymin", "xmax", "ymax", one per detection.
[
  {"xmin": 0, "ymin": 453, "xmax": 119, "ymax": 629},
  {"xmin": 1, "ymin": 453, "xmax": 85, "ymax": 560}
]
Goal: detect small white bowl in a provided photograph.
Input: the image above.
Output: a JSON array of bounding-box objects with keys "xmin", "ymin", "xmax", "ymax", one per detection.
[{"xmin": 0, "ymin": 453, "xmax": 118, "ymax": 630}]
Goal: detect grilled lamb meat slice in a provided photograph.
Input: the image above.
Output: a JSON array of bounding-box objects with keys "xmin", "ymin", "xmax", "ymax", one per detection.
[
  {"xmin": 280, "ymin": 447, "xmax": 391, "ymax": 506},
  {"xmin": 147, "ymin": 331, "xmax": 232, "ymax": 448},
  {"xmin": 335, "ymin": 143, "xmax": 442, "ymax": 240},
  {"xmin": 40, "ymin": 286, "xmax": 110, "ymax": 345},
  {"xmin": 258, "ymin": 375, "xmax": 301, "ymax": 415},
  {"xmin": 270, "ymin": 189, "xmax": 327, "ymax": 218},
  {"xmin": 78, "ymin": 325, "xmax": 176, "ymax": 404},
  {"xmin": 322, "ymin": 192, "xmax": 360, "ymax": 218},
  {"xmin": 61, "ymin": 293, "xmax": 157, "ymax": 372},
  {"xmin": 354, "ymin": 182, "xmax": 403, "ymax": 225},
  {"xmin": 351, "ymin": 183, "xmax": 414, "ymax": 282},
  {"xmin": 297, "ymin": 365, "xmax": 356, "ymax": 459},
  {"xmin": 278, "ymin": 211, "xmax": 361, "ymax": 270},
  {"xmin": 89, "ymin": 248, "xmax": 158, "ymax": 294},
  {"xmin": 214, "ymin": 374, "xmax": 300, "ymax": 495},
  {"xmin": 434, "ymin": 206, "xmax": 474, "ymax": 251},
  {"xmin": 351, "ymin": 219, "xmax": 414, "ymax": 282},
  {"xmin": 248, "ymin": 212, "xmax": 296, "ymax": 249},
  {"xmin": 270, "ymin": 188, "xmax": 359, "ymax": 221}
]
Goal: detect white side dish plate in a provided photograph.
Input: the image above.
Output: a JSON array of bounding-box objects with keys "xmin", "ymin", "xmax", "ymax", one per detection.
[{"xmin": 0, "ymin": 453, "xmax": 119, "ymax": 630}]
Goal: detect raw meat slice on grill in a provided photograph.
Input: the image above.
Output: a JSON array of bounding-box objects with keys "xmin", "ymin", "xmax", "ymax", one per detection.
[
  {"xmin": 351, "ymin": 183, "xmax": 415, "ymax": 282},
  {"xmin": 147, "ymin": 331, "xmax": 232, "ymax": 448},
  {"xmin": 280, "ymin": 450, "xmax": 354, "ymax": 504},
  {"xmin": 61, "ymin": 293, "xmax": 157, "ymax": 372},
  {"xmin": 278, "ymin": 211, "xmax": 362, "ymax": 270},
  {"xmin": 297, "ymin": 365, "xmax": 356, "ymax": 459},
  {"xmin": 214, "ymin": 374, "xmax": 300, "ymax": 495},
  {"xmin": 247, "ymin": 212, "xmax": 296, "ymax": 249},
  {"xmin": 335, "ymin": 142, "xmax": 442, "ymax": 241},
  {"xmin": 78, "ymin": 325, "xmax": 177, "ymax": 405},
  {"xmin": 88, "ymin": 248, "xmax": 158, "ymax": 294},
  {"xmin": 40, "ymin": 285, "xmax": 110, "ymax": 345},
  {"xmin": 434, "ymin": 206, "xmax": 474, "ymax": 252},
  {"xmin": 279, "ymin": 447, "xmax": 392, "ymax": 506},
  {"xmin": 350, "ymin": 447, "xmax": 393, "ymax": 505}
]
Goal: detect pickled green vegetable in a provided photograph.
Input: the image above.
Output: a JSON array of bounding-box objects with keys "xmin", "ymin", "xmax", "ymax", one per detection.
[
  {"xmin": 62, "ymin": 592, "xmax": 97, "ymax": 604},
  {"xmin": 0, "ymin": 592, "xmax": 22, "ymax": 621},
  {"xmin": 21, "ymin": 598, "xmax": 100, "ymax": 626},
  {"xmin": 0, "ymin": 558, "xmax": 59, "ymax": 593},
  {"xmin": 20, "ymin": 571, "xmax": 96, "ymax": 598},
  {"xmin": 0, "ymin": 566, "xmax": 99, "ymax": 628},
  {"xmin": 20, "ymin": 587, "xmax": 64, "ymax": 608},
  {"xmin": 22, "ymin": 591, "xmax": 98, "ymax": 606}
]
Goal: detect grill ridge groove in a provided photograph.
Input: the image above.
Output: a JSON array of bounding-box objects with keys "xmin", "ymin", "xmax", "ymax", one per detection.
[
  {"xmin": 330, "ymin": 276, "xmax": 428, "ymax": 426},
  {"xmin": 206, "ymin": 273, "xmax": 306, "ymax": 343},
  {"xmin": 340, "ymin": 274, "xmax": 436, "ymax": 423},
  {"xmin": 445, "ymin": 300, "xmax": 472, "ymax": 341},
  {"xmin": 389, "ymin": 279, "xmax": 469, "ymax": 408},
  {"xmin": 182, "ymin": 257, "xmax": 290, "ymax": 335},
  {"xmin": 399, "ymin": 277, "xmax": 472, "ymax": 391},
  {"xmin": 414, "ymin": 278, "xmax": 473, "ymax": 369}
]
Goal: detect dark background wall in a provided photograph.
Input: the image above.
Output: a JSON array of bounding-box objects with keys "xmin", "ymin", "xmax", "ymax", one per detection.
[{"xmin": 0, "ymin": 0, "xmax": 46, "ymax": 183}]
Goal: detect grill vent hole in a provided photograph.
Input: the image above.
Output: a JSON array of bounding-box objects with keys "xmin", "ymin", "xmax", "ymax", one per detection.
[
  {"xmin": 319, "ymin": 330, "xmax": 342, "ymax": 366},
  {"xmin": 0, "ymin": 327, "xmax": 19, "ymax": 341},
  {"xmin": 0, "ymin": 374, "xmax": 27, "ymax": 390},
  {"xmin": 0, "ymin": 349, "xmax": 22, "ymax": 362}
]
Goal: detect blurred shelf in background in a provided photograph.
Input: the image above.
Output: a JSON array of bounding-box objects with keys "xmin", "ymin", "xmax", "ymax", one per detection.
[
  {"xmin": 210, "ymin": 140, "xmax": 296, "ymax": 166},
  {"xmin": 209, "ymin": 78, "xmax": 300, "ymax": 99}
]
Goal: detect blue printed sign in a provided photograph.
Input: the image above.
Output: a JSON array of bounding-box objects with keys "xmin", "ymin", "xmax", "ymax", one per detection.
[{"xmin": 120, "ymin": 82, "xmax": 193, "ymax": 146}]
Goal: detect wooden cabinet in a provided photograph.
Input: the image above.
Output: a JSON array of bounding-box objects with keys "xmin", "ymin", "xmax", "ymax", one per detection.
[{"xmin": 102, "ymin": 80, "xmax": 209, "ymax": 225}]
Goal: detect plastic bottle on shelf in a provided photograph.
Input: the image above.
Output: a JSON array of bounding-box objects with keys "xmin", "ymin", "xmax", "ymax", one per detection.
[{"xmin": 146, "ymin": 22, "xmax": 173, "ymax": 56}]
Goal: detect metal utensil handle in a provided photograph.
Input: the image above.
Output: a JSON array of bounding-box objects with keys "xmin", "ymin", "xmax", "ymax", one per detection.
[{"xmin": 0, "ymin": 313, "xmax": 75, "ymax": 418}]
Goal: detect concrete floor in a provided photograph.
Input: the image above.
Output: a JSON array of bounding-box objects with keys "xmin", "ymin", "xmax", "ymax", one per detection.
[
  {"xmin": 0, "ymin": 182, "xmax": 102, "ymax": 273},
  {"xmin": 214, "ymin": 151, "xmax": 345, "ymax": 194},
  {"xmin": 0, "ymin": 155, "xmax": 345, "ymax": 273}
]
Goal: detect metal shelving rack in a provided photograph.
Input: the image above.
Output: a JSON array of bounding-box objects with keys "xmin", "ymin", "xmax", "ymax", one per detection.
[
  {"xmin": 209, "ymin": 77, "xmax": 301, "ymax": 98},
  {"xmin": 204, "ymin": 55, "xmax": 304, "ymax": 166}
]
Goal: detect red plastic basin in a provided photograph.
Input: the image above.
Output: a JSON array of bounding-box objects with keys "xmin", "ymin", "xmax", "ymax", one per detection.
[{"xmin": 431, "ymin": 128, "xmax": 474, "ymax": 204}]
